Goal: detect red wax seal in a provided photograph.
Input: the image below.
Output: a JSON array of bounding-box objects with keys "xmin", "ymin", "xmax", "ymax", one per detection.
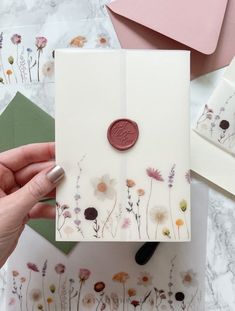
[{"xmin": 107, "ymin": 118, "xmax": 139, "ymax": 151}]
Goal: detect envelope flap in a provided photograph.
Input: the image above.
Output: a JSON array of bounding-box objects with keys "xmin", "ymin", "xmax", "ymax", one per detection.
[{"xmin": 108, "ymin": 0, "xmax": 228, "ymax": 54}]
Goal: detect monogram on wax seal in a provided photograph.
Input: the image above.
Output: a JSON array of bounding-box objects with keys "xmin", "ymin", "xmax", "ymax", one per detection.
[{"xmin": 107, "ymin": 118, "xmax": 139, "ymax": 151}]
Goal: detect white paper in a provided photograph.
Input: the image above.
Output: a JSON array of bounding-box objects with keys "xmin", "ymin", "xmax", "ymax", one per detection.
[
  {"xmin": 5, "ymin": 183, "xmax": 207, "ymax": 311},
  {"xmin": 55, "ymin": 49, "xmax": 190, "ymax": 241}
]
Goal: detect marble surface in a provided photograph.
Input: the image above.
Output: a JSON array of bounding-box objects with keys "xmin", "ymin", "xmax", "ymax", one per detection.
[{"xmin": 0, "ymin": 0, "xmax": 234, "ymax": 310}]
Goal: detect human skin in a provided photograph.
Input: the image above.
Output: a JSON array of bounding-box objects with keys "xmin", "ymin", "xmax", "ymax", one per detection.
[{"xmin": 0, "ymin": 142, "xmax": 64, "ymax": 268}]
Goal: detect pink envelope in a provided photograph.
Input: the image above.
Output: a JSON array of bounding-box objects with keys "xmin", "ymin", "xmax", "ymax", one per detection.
[{"xmin": 107, "ymin": 0, "xmax": 235, "ymax": 78}]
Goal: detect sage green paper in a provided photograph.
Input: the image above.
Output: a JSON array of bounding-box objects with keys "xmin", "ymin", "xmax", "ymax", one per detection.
[{"xmin": 0, "ymin": 92, "xmax": 76, "ymax": 254}]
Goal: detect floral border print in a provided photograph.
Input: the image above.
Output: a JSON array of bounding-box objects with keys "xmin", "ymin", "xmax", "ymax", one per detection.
[
  {"xmin": 9, "ymin": 256, "xmax": 201, "ymax": 311},
  {"xmin": 56, "ymin": 157, "xmax": 190, "ymax": 241}
]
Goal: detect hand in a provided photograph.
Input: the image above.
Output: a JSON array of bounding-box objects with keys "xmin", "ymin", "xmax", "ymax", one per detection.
[{"xmin": 0, "ymin": 142, "xmax": 64, "ymax": 268}]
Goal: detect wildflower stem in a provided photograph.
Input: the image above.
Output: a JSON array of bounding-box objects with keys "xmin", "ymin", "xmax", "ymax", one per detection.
[
  {"xmin": 186, "ymin": 287, "xmax": 198, "ymax": 311},
  {"xmin": 146, "ymin": 178, "xmax": 153, "ymax": 239},
  {"xmin": 168, "ymin": 189, "xmax": 176, "ymax": 239},
  {"xmin": 101, "ymin": 192, "xmax": 117, "ymax": 238},
  {"xmin": 37, "ymin": 49, "xmax": 41, "ymax": 82},
  {"xmin": 122, "ymin": 283, "xmax": 126, "ymax": 311},
  {"xmin": 42, "ymin": 277, "xmax": 48, "ymax": 311},
  {"xmin": 26, "ymin": 270, "xmax": 31, "ymax": 311},
  {"xmin": 0, "ymin": 51, "xmax": 7, "ymax": 84},
  {"xmin": 183, "ymin": 213, "xmax": 190, "ymax": 239},
  {"xmin": 76, "ymin": 281, "xmax": 83, "ymax": 311}
]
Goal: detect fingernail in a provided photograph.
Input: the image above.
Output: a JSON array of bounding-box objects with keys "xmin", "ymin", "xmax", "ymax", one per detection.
[{"xmin": 46, "ymin": 165, "xmax": 65, "ymax": 184}]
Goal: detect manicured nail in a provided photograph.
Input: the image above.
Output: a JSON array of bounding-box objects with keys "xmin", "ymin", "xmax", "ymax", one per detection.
[{"xmin": 46, "ymin": 165, "xmax": 65, "ymax": 184}]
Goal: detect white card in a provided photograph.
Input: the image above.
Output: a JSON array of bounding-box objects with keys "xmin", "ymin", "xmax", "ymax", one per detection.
[{"xmin": 55, "ymin": 49, "xmax": 190, "ymax": 241}]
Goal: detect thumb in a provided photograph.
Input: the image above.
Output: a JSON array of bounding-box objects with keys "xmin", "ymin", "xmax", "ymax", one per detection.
[{"xmin": 8, "ymin": 165, "xmax": 64, "ymax": 217}]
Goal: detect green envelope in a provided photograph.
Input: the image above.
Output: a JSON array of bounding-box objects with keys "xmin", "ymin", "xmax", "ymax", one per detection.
[{"xmin": 0, "ymin": 92, "xmax": 76, "ymax": 254}]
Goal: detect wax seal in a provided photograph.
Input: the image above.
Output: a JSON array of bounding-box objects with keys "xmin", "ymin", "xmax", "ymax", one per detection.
[{"xmin": 107, "ymin": 118, "xmax": 139, "ymax": 151}]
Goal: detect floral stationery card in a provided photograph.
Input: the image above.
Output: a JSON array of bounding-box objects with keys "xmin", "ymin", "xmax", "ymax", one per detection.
[
  {"xmin": 5, "ymin": 183, "xmax": 207, "ymax": 311},
  {"xmin": 55, "ymin": 50, "xmax": 190, "ymax": 241}
]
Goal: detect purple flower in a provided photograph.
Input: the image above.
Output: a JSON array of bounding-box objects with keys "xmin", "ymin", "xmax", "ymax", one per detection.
[
  {"xmin": 11, "ymin": 34, "xmax": 21, "ymax": 45},
  {"xmin": 168, "ymin": 164, "xmax": 176, "ymax": 188},
  {"xmin": 63, "ymin": 211, "xmax": 72, "ymax": 218},
  {"xmin": 55, "ymin": 264, "xmax": 65, "ymax": 274},
  {"xmin": 74, "ymin": 219, "xmax": 81, "ymax": 226},
  {"xmin": 74, "ymin": 194, "xmax": 81, "ymax": 201},
  {"xmin": 27, "ymin": 263, "xmax": 39, "ymax": 272},
  {"xmin": 74, "ymin": 207, "xmax": 81, "ymax": 214},
  {"xmin": 35, "ymin": 37, "xmax": 47, "ymax": 49}
]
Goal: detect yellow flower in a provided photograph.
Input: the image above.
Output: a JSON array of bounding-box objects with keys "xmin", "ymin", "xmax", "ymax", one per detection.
[
  {"xmin": 137, "ymin": 189, "xmax": 145, "ymax": 196},
  {"xmin": 47, "ymin": 297, "xmax": 53, "ymax": 304},
  {"xmin": 127, "ymin": 288, "xmax": 136, "ymax": 297},
  {"xmin": 112, "ymin": 272, "xmax": 129, "ymax": 284},
  {"xmin": 176, "ymin": 219, "xmax": 184, "ymax": 227},
  {"xmin": 126, "ymin": 179, "xmax": 136, "ymax": 188},
  {"xmin": 162, "ymin": 227, "xmax": 171, "ymax": 238},
  {"xmin": 179, "ymin": 199, "xmax": 187, "ymax": 212}
]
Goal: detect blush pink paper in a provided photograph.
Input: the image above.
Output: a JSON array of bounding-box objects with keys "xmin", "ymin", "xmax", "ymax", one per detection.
[
  {"xmin": 107, "ymin": 0, "xmax": 235, "ymax": 78},
  {"xmin": 108, "ymin": 0, "xmax": 227, "ymax": 55}
]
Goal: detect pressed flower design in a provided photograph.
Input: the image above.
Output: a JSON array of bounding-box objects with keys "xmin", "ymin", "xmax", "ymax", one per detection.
[
  {"xmin": 56, "ymin": 203, "xmax": 72, "ymax": 238},
  {"xmin": 146, "ymin": 168, "xmax": 164, "ymax": 239},
  {"xmin": 150, "ymin": 207, "xmax": 168, "ymax": 239},
  {"xmin": 125, "ymin": 179, "xmax": 145, "ymax": 239},
  {"xmin": 10, "ymin": 257, "xmax": 201, "ymax": 311},
  {"xmin": 195, "ymin": 91, "xmax": 235, "ymax": 152}
]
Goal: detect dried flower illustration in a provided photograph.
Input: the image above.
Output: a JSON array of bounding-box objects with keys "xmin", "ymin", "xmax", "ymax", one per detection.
[
  {"xmin": 26, "ymin": 47, "xmax": 36, "ymax": 82},
  {"xmin": 175, "ymin": 219, "xmax": 184, "ymax": 240},
  {"xmin": 126, "ymin": 179, "xmax": 136, "ymax": 188},
  {"xmin": 137, "ymin": 272, "xmax": 153, "ymax": 287},
  {"xmin": 125, "ymin": 179, "xmax": 143, "ymax": 238},
  {"xmin": 146, "ymin": 167, "xmax": 164, "ymax": 239},
  {"xmin": 82, "ymin": 293, "xmax": 95, "ymax": 308},
  {"xmin": 68, "ymin": 278, "xmax": 78, "ymax": 311},
  {"xmin": 56, "ymin": 202, "xmax": 71, "ymax": 238},
  {"xmin": 121, "ymin": 217, "xmax": 131, "ymax": 229},
  {"xmin": 92, "ymin": 174, "xmax": 116, "ymax": 201},
  {"xmin": 8, "ymin": 56, "xmax": 18, "ymax": 82},
  {"xmin": 55, "ymin": 263, "xmax": 65, "ymax": 311},
  {"xmin": 168, "ymin": 164, "xmax": 176, "ymax": 239},
  {"xmin": 196, "ymin": 104, "xmax": 214, "ymax": 129},
  {"xmin": 94, "ymin": 281, "xmax": 106, "ymax": 310},
  {"xmin": 0, "ymin": 32, "xmax": 7, "ymax": 83},
  {"xmin": 130, "ymin": 300, "xmax": 140, "ymax": 308},
  {"xmin": 26, "ymin": 263, "xmax": 39, "ymax": 311},
  {"xmin": 77, "ymin": 268, "xmax": 91, "ymax": 311},
  {"xmin": 112, "ymin": 272, "xmax": 129, "ymax": 311},
  {"xmin": 41, "ymin": 260, "xmax": 48, "ymax": 311},
  {"xmin": 162, "ymin": 227, "xmax": 171, "ymax": 239},
  {"xmin": 35, "ymin": 36, "xmax": 47, "ymax": 81},
  {"xmin": 92, "ymin": 174, "xmax": 117, "ymax": 238},
  {"xmin": 11, "ymin": 270, "xmax": 24, "ymax": 311},
  {"xmin": 180, "ymin": 270, "xmax": 198, "ymax": 288},
  {"xmin": 179, "ymin": 199, "xmax": 189, "ymax": 239},
  {"xmin": 70, "ymin": 36, "xmax": 87, "ymax": 48},
  {"xmin": 127, "ymin": 288, "xmax": 136, "ymax": 297},
  {"xmin": 6, "ymin": 69, "xmax": 12, "ymax": 83},
  {"xmin": 96, "ymin": 33, "xmax": 110, "ymax": 48},
  {"xmin": 150, "ymin": 206, "xmax": 168, "ymax": 239},
  {"xmin": 11, "ymin": 34, "xmax": 21, "ymax": 45},
  {"xmin": 42, "ymin": 61, "xmax": 54, "ymax": 78}
]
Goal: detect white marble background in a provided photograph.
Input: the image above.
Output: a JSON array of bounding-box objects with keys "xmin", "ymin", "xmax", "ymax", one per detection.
[{"xmin": 0, "ymin": 1, "xmax": 234, "ymax": 310}]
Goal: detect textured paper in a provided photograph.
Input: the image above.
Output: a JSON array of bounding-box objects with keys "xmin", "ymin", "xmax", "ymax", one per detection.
[
  {"xmin": 5, "ymin": 183, "xmax": 207, "ymax": 311},
  {"xmin": 0, "ymin": 92, "xmax": 77, "ymax": 254},
  {"xmin": 55, "ymin": 49, "xmax": 190, "ymax": 242},
  {"xmin": 194, "ymin": 57, "xmax": 235, "ymax": 155}
]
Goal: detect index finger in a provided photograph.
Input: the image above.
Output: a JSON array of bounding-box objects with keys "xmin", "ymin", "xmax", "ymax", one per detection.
[{"xmin": 0, "ymin": 142, "xmax": 55, "ymax": 171}]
